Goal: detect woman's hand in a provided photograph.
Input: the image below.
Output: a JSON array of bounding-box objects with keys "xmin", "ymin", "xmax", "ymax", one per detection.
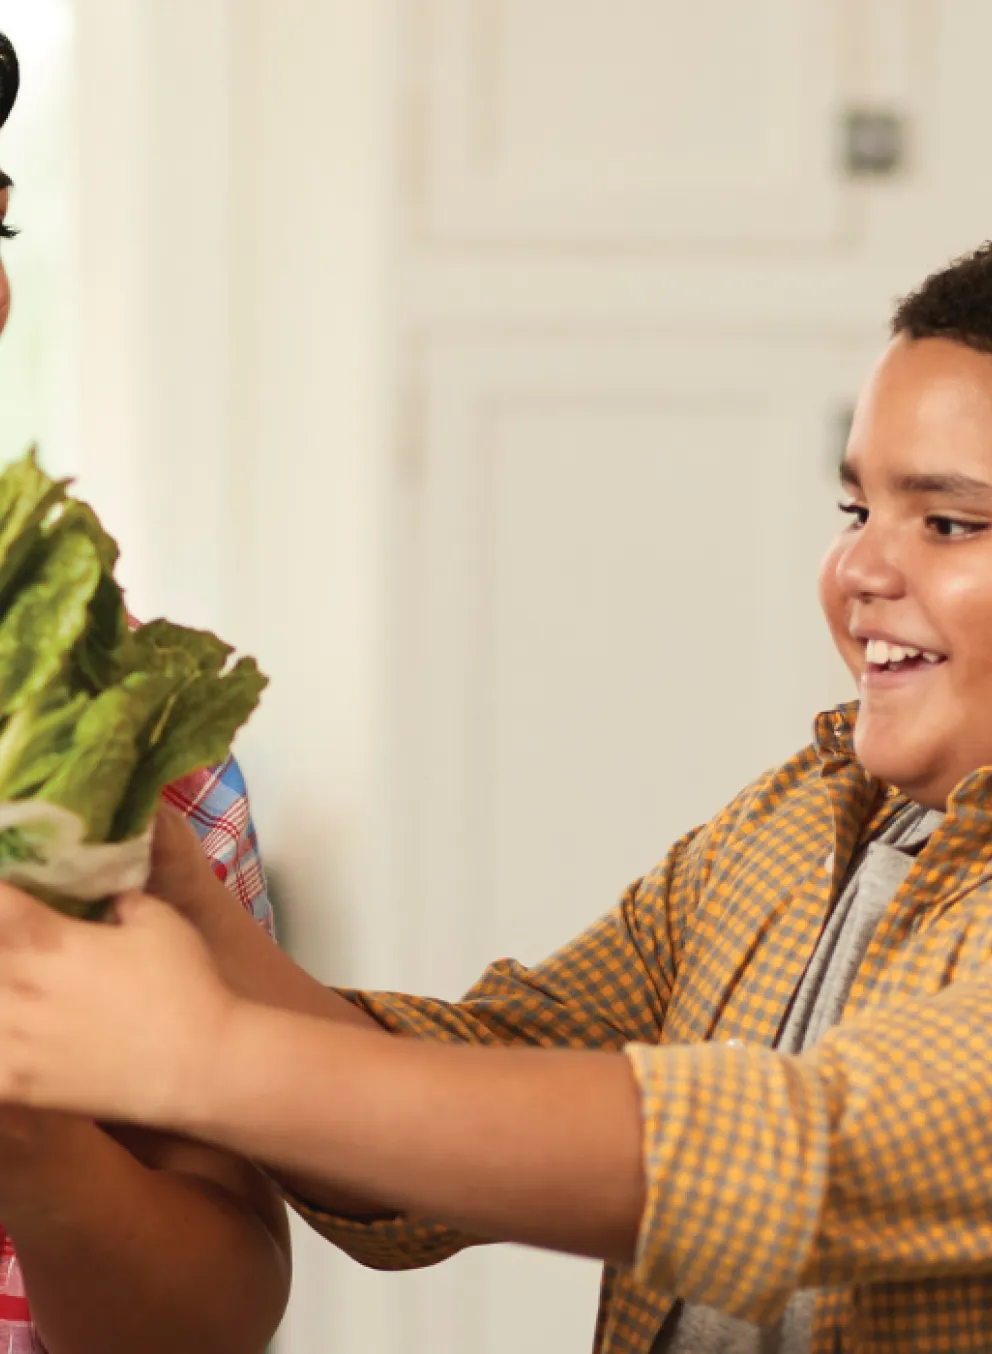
[
  {"xmin": 0, "ymin": 882, "xmax": 240, "ymax": 1129},
  {"xmin": 148, "ymin": 804, "xmax": 226, "ymax": 923},
  {"xmin": 147, "ymin": 804, "xmax": 289, "ymax": 1003},
  {"xmin": 147, "ymin": 805, "xmax": 377, "ymax": 1033}
]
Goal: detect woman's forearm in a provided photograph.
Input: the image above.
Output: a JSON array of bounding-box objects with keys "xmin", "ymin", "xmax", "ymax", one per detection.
[
  {"xmin": 3, "ymin": 1118, "xmax": 289, "ymax": 1354},
  {"xmin": 195, "ymin": 882, "xmax": 378, "ymax": 1028}
]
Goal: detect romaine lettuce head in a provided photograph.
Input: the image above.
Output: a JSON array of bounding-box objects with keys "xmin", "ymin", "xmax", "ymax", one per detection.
[{"xmin": 0, "ymin": 450, "xmax": 268, "ymax": 911}]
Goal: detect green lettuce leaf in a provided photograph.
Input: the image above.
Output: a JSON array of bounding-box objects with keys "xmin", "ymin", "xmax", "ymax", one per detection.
[
  {"xmin": 0, "ymin": 448, "xmax": 71, "ymax": 606},
  {"xmin": 0, "ymin": 450, "xmax": 269, "ymax": 910},
  {"xmin": 35, "ymin": 671, "xmax": 177, "ymax": 842},
  {"xmin": 0, "ymin": 688, "xmax": 91, "ymax": 802},
  {"xmin": 58, "ymin": 504, "xmax": 131, "ymax": 694},
  {"xmin": 113, "ymin": 651, "xmax": 267, "ymax": 840},
  {"xmin": 0, "ymin": 524, "xmax": 102, "ymax": 717}
]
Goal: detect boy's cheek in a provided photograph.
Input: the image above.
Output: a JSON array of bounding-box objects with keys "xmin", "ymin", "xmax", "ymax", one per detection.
[
  {"xmin": 817, "ymin": 538, "xmax": 844, "ymax": 611},
  {"xmin": 817, "ymin": 548, "xmax": 855, "ymax": 671}
]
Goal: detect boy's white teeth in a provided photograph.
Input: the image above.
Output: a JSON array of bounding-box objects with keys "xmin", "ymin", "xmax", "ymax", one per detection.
[{"xmin": 864, "ymin": 638, "xmax": 943, "ymax": 666}]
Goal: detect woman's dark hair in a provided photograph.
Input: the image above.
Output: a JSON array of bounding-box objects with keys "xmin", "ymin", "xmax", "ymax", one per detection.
[{"xmin": 0, "ymin": 33, "xmax": 19, "ymax": 130}]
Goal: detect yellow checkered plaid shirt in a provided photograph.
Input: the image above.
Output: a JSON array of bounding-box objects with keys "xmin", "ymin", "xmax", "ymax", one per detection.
[{"xmin": 296, "ymin": 704, "xmax": 992, "ymax": 1352}]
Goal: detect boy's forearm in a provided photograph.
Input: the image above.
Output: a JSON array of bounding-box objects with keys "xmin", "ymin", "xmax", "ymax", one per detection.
[
  {"xmin": 194, "ymin": 887, "xmax": 409, "ymax": 1219},
  {"xmin": 186, "ymin": 1007, "xmax": 646, "ymax": 1265},
  {"xmin": 3, "ymin": 1118, "xmax": 288, "ymax": 1354},
  {"xmin": 236, "ymin": 948, "xmax": 419, "ymax": 1219}
]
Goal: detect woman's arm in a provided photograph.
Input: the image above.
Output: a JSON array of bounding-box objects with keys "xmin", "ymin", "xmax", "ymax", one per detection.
[
  {"xmin": 0, "ymin": 765, "xmax": 294, "ymax": 1354},
  {"xmin": 0, "ymin": 1112, "xmax": 290, "ymax": 1354}
]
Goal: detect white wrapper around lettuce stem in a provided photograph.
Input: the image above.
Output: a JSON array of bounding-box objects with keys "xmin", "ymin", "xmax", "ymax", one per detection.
[
  {"xmin": 0, "ymin": 802, "xmax": 152, "ymax": 906},
  {"xmin": 0, "ymin": 449, "xmax": 267, "ymax": 920}
]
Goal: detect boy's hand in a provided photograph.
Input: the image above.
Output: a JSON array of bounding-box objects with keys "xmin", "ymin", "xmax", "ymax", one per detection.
[{"xmin": 0, "ymin": 882, "xmax": 240, "ymax": 1128}]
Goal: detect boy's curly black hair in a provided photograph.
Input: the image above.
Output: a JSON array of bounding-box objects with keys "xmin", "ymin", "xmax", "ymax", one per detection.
[
  {"xmin": 892, "ymin": 242, "xmax": 992, "ymax": 355},
  {"xmin": 0, "ymin": 34, "xmax": 18, "ymax": 131}
]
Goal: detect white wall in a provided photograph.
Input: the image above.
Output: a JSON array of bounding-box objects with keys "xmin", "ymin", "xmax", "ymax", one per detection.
[
  {"xmin": 69, "ymin": 5, "xmax": 404, "ymax": 1349},
  {"xmin": 66, "ymin": 0, "xmax": 401, "ymax": 973}
]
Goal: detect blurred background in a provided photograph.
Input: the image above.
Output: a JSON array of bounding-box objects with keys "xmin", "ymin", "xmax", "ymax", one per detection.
[{"xmin": 0, "ymin": 1, "xmax": 990, "ymax": 1351}]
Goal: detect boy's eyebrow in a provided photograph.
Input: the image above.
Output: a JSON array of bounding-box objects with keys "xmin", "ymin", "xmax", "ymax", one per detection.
[
  {"xmin": 894, "ymin": 470, "xmax": 992, "ymax": 499},
  {"xmin": 838, "ymin": 458, "xmax": 992, "ymax": 500}
]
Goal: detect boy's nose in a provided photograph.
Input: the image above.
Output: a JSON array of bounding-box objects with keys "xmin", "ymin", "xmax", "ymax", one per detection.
[{"xmin": 834, "ymin": 524, "xmax": 905, "ymax": 601}]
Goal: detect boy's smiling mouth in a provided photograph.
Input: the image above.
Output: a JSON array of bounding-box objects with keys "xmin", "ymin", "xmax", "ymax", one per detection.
[
  {"xmin": 864, "ymin": 637, "xmax": 944, "ymax": 668},
  {"xmin": 853, "ymin": 631, "xmax": 948, "ymax": 687}
]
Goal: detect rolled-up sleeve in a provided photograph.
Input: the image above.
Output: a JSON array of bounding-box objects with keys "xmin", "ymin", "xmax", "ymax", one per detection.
[
  {"xmin": 625, "ymin": 1041, "xmax": 827, "ymax": 1323},
  {"xmin": 625, "ymin": 964, "xmax": 992, "ymax": 1323}
]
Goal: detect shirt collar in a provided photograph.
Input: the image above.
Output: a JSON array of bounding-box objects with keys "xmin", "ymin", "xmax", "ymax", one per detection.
[{"xmin": 813, "ymin": 702, "xmax": 859, "ymax": 762}]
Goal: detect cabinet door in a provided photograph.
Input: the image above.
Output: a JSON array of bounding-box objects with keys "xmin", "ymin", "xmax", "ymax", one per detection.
[{"xmin": 413, "ymin": 0, "xmax": 850, "ymax": 248}]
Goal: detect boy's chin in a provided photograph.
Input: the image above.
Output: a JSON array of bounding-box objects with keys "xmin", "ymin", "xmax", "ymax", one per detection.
[
  {"xmin": 855, "ymin": 753, "xmax": 950, "ymax": 809},
  {"xmin": 853, "ymin": 728, "xmax": 936, "ymax": 801}
]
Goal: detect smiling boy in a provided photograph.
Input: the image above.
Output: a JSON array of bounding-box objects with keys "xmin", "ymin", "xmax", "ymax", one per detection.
[
  {"xmin": 0, "ymin": 245, "xmax": 992, "ymax": 1353},
  {"xmin": 827, "ymin": 323, "xmax": 992, "ymax": 804}
]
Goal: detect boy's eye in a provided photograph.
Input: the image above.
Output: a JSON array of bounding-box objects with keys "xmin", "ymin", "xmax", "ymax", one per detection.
[
  {"xmin": 837, "ymin": 501, "xmax": 868, "ymax": 528},
  {"xmin": 926, "ymin": 515, "xmax": 987, "ymax": 539}
]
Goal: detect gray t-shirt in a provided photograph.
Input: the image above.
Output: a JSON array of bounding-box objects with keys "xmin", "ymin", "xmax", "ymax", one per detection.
[{"xmin": 652, "ymin": 801, "xmax": 942, "ymax": 1354}]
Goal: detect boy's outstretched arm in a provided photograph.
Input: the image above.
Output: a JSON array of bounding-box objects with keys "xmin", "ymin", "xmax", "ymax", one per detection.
[
  {"xmin": 193, "ymin": 1006, "xmax": 648, "ymax": 1265},
  {"xmin": 0, "ymin": 880, "xmax": 650, "ymax": 1269},
  {"xmin": 146, "ymin": 805, "xmax": 678, "ymax": 1232},
  {"xmin": 21, "ymin": 877, "xmax": 992, "ymax": 1325}
]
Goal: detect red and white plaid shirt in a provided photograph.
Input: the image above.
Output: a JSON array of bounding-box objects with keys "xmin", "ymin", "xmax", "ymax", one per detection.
[{"xmin": 0, "ymin": 756, "xmax": 272, "ymax": 1352}]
